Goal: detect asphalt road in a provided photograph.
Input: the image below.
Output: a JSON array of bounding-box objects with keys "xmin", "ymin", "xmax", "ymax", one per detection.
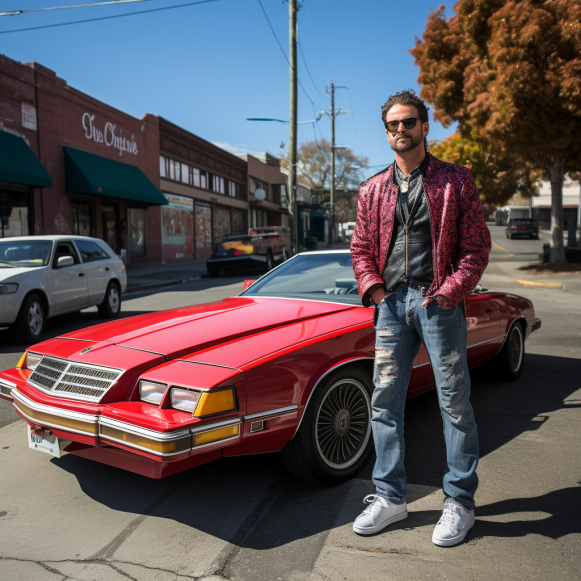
[{"xmin": 0, "ymin": 227, "xmax": 579, "ymax": 581}]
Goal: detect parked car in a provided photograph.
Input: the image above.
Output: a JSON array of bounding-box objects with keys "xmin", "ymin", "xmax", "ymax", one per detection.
[
  {"xmin": 506, "ymin": 218, "xmax": 539, "ymax": 239},
  {"xmin": 0, "ymin": 250, "xmax": 539, "ymax": 484},
  {"xmin": 206, "ymin": 226, "xmax": 291, "ymax": 276},
  {"xmin": 0, "ymin": 236, "xmax": 127, "ymax": 343}
]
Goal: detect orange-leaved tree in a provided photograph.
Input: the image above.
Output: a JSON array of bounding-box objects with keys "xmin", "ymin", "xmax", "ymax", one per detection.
[{"xmin": 411, "ymin": 0, "xmax": 581, "ymax": 262}]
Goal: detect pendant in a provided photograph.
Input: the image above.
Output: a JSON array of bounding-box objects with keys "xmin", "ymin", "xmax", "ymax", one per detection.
[{"xmin": 400, "ymin": 181, "xmax": 409, "ymax": 193}]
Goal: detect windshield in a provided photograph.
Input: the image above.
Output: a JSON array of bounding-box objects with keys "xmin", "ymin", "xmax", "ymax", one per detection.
[
  {"xmin": 241, "ymin": 252, "xmax": 362, "ymax": 305},
  {"xmin": 0, "ymin": 240, "xmax": 52, "ymax": 268}
]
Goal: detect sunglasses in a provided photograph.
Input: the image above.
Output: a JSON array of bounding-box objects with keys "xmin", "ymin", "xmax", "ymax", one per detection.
[{"xmin": 385, "ymin": 117, "xmax": 422, "ymax": 132}]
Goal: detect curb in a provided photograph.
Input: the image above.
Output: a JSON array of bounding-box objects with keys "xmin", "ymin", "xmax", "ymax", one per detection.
[
  {"xmin": 125, "ymin": 275, "xmax": 203, "ymax": 295},
  {"xmin": 516, "ymin": 279, "xmax": 564, "ymax": 289}
]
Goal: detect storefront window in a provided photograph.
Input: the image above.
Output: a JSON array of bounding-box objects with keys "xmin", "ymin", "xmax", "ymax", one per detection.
[
  {"xmin": 130, "ymin": 209, "xmax": 146, "ymax": 257},
  {"xmin": 101, "ymin": 205, "xmax": 120, "ymax": 254},
  {"xmin": 232, "ymin": 208, "xmax": 245, "ymax": 235},
  {"xmin": 71, "ymin": 201, "xmax": 93, "ymax": 237},
  {"xmin": 193, "ymin": 168, "xmax": 200, "ymax": 187},
  {"xmin": 182, "ymin": 163, "xmax": 190, "ymax": 184},
  {"xmin": 195, "ymin": 201, "xmax": 212, "ymax": 260},
  {"xmin": 162, "ymin": 194, "xmax": 193, "ymax": 262},
  {"xmin": 214, "ymin": 205, "xmax": 231, "ymax": 241},
  {"xmin": 0, "ymin": 190, "xmax": 30, "ymax": 237},
  {"xmin": 160, "ymin": 156, "xmax": 166, "ymax": 178}
]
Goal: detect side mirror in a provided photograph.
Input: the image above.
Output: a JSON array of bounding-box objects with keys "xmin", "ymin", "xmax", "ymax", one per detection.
[
  {"xmin": 244, "ymin": 280, "xmax": 256, "ymax": 290},
  {"xmin": 57, "ymin": 256, "xmax": 75, "ymax": 268}
]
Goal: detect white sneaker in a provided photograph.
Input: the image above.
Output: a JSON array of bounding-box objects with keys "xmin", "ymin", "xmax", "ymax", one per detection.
[
  {"xmin": 353, "ymin": 494, "xmax": 408, "ymax": 535},
  {"xmin": 432, "ymin": 500, "xmax": 475, "ymax": 546}
]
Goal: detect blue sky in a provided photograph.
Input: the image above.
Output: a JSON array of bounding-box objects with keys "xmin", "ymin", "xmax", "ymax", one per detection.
[{"xmin": 1, "ymin": 0, "xmax": 456, "ymax": 179}]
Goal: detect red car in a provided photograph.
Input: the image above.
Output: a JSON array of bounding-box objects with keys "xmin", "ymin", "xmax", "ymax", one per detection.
[{"xmin": 0, "ymin": 250, "xmax": 540, "ymax": 484}]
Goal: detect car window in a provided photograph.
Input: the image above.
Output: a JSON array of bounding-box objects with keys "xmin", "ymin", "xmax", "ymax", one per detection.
[
  {"xmin": 52, "ymin": 242, "xmax": 80, "ymax": 268},
  {"xmin": 0, "ymin": 240, "xmax": 52, "ymax": 268},
  {"xmin": 75, "ymin": 240, "xmax": 111, "ymax": 262},
  {"xmin": 241, "ymin": 253, "xmax": 362, "ymax": 305}
]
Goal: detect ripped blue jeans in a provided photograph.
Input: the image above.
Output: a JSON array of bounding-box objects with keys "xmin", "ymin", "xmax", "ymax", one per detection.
[{"xmin": 372, "ymin": 285, "xmax": 479, "ymax": 510}]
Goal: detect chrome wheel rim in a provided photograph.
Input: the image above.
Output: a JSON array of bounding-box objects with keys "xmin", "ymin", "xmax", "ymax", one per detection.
[
  {"xmin": 108, "ymin": 287, "xmax": 120, "ymax": 313},
  {"xmin": 315, "ymin": 378, "xmax": 371, "ymax": 469},
  {"xmin": 508, "ymin": 326, "xmax": 523, "ymax": 373},
  {"xmin": 28, "ymin": 301, "xmax": 43, "ymax": 336}
]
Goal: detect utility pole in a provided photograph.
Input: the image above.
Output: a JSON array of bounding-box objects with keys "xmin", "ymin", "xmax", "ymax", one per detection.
[
  {"xmin": 289, "ymin": 0, "xmax": 299, "ymax": 253},
  {"xmin": 329, "ymin": 82, "xmax": 335, "ymax": 248}
]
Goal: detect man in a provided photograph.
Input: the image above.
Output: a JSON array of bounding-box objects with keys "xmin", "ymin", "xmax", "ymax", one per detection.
[{"xmin": 350, "ymin": 89, "xmax": 491, "ymax": 547}]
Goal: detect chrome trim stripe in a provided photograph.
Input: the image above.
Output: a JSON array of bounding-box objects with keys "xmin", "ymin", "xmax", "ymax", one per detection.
[
  {"xmin": 11, "ymin": 389, "xmax": 99, "ymax": 423},
  {"xmin": 292, "ymin": 357, "xmax": 374, "ymax": 437},
  {"xmin": 13, "ymin": 404, "xmax": 96, "ymax": 437},
  {"xmin": 468, "ymin": 335, "xmax": 506, "ymax": 349},
  {"xmin": 0, "ymin": 377, "xmax": 17, "ymax": 389},
  {"xmin": 175, "ymin": 359, "xmax": 238, "ymax": 370},
  {"xmin": 98, "ymin": 433, "xmax": 189, "ymax": 457},
  {"xmin": 191, "ymin": 417, "xmax": 242, "ymax": 435},
  {"xmin": 114, "ymin": 344, "xmax": 167, "ymax": 358},
  {"xmin": 238, "ymin": 295, "xmax": 365, "ymax": 308},
  {"xmin": 244, "ymin": 405, "xmax": 297, "ymax": 421},
  {"xmin": 99, "ymin": 416, "xmax": 190, "ymax": 440},
  {"xmin": 56, "ymin": 337, "xmax": 98, "ymax": 343}
]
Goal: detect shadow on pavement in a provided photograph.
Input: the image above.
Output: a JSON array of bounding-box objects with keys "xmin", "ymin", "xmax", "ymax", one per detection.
[{"xmin": 48, "ymin": 353, "xmax": 579, "ymax": 550}]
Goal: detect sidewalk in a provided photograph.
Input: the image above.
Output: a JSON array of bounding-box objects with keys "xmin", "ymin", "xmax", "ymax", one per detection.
[{"xmin": 125, "ymin": 259, "xmax": 207, "ymax": 293}]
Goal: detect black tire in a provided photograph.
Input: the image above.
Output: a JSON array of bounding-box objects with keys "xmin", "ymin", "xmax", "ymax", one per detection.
[
  {"xmin": 15, "ymin": 292, "xmax": 45, "ymax": 345},
  {"xmin": 265, "ymin": 252, "xmax": 275, "ymax": 272},
  {"xmin": 98, "ymin": 282, "xmax": 121, "ymax": 319},
  {"xmin": 207, "ymin": 265, "xmax": 220, "ymax": 277},
  {"xmin": 493, "ymin": 323, "xmax": 525, "ymax": 381},
  {"xmin": 279, "ymin": 365, "xmax": 374, "ymax": 485}
]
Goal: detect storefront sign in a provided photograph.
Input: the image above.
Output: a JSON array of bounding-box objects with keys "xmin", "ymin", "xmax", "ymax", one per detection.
[{"xmin": 82, "ymin": 112, "xmax": 138, "ymax": 156}]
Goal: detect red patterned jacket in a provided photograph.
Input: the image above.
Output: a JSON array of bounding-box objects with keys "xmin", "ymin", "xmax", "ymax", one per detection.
[{"xmin": 351, "ymin": 153, "xmax": 491, "ymax": 308}]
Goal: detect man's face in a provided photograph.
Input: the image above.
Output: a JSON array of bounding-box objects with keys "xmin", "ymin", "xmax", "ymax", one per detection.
[{"xmin": 384, "ymin": 104, "xmax": 429, "ymax": 153}]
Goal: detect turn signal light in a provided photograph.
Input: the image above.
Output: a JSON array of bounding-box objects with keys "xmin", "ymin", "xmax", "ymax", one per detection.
[
  {"xmin": 192, "ymin": 424, "xmax": 239, "ymax": 447},
  {"xmin": 194, "ymin": 387, "xmax": 236, "ymax": 418}
]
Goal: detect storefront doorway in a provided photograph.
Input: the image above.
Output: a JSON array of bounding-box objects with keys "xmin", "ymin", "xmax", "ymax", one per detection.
[
  {"xmin": 162, "ymin": 194, "xmax": 193, "ymax": 263},
  {"xmin": 195, "ymin": 201, "xmax": 212, "ymax": 260},
  {"xmin": 0, "ymin": 186, "xmax": 33, "ymax": 237},
  {"xmin": 102, "ymin": 205, "xmax": 120, "ymax": 254},
  {"xmin": 71, "ymin": 200, "xmax": 93, "ymax": 237}
]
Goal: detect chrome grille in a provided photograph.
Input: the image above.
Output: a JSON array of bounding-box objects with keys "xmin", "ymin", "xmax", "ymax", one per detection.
[{"xmin": 28, "ymin": 356, "xmax": 123, "ymax": 402}]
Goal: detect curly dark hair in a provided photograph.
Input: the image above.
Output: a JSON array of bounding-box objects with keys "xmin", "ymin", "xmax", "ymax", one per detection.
[{"xmin": 381, "ymin": 89, "xmax": 429, "ymax": 130}]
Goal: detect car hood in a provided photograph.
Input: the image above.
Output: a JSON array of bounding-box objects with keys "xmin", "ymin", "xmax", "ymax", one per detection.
[
  {"xmin": 57, "ymin": 297, "xmax": 356, "ymax": 363},
  {"xmin": 0, "ymin": 266, "xmax": 47, "ymax": 280}
]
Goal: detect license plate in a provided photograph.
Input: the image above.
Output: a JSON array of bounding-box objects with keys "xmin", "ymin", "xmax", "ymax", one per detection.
[{"xmin": 28, "ymin": 426, "xmax": 60, "ymax": 458}]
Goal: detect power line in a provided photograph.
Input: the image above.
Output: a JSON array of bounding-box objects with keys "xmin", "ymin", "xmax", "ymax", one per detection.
[
  {"xmin": 256, "ymin": 0, "xmax": 322, "ymax": 111},
  {"xmin": 305, "ymin": 0, "xmax": 332, "ymax": 81},
  {"xmin": 1, "ymin": 0, "xmax": 149, "ymax": 18},
  {"xmin": 298, "ymin": 39, "xmax": 328, "ymax": 101},
  {"xmin": 0, "ymin": 0, "xmax": 216, "ymax": 34}
]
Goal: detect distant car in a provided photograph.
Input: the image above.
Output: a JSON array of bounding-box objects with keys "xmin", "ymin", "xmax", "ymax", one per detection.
[
  {"xmin": 506, "ymin": 218, "xmax": 539, "ymax": 239},
  {"xmin": 206, "ymin": 226, "xmax": 291, "ymax": 276},
  {"xmin": 0, "ymin": 250, "xmax": 540, "ymax": 485},
  {"xmin": 0, "ymin": 236, "xmax": 127, "ymax": 343}
]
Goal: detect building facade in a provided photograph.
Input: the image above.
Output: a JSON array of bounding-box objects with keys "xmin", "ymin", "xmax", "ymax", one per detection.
[
  {"xmin": 159, "ymin": 119, "xmax": 248, "ymax": 262},
  {"xmin": 238, "ymin": 153, "xmax": 289, "ymax": 229},
  {"xmin": 0, "ymin": 54, "xmax": 166, "ymax": 266}
]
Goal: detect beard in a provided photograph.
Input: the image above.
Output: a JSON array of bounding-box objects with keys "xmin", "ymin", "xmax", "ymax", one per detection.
[{"xmin": 390, "ymin": 132, "xmax": 423, "ymax": 153}]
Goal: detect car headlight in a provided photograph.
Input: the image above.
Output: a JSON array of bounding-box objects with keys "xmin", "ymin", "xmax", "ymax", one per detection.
[
  {"xmin": 16, "ymin": 351, "xmax": 43, "ymax": 371},
  {"xmin": 194, "ymin": 387, "xmax": 236, "ymax": 418},
  {"xmin": 0, "ymin": 283, "xmax": 18, "ymax": 295},
  {"xmin": 170, "ymin": 388, "xmax": 201, "ymax": 414},
  {"xmin": 139, "ymin": 380, "xmax": 167, "ymax": 405}
]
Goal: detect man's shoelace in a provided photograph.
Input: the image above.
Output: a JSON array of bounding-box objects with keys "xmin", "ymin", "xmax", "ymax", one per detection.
[
  {"xmin": 361, "ymin": 494, "xmax": 386, "ymax": 515},
  {"xmin": 438, "ymin": 503, "xmax": 458, "ymax": 527}
]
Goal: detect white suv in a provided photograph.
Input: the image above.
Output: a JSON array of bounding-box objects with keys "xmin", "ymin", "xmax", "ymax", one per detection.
[{"xmin": 0, "ymin": 236, "xmax": 127, "ymax": 344}]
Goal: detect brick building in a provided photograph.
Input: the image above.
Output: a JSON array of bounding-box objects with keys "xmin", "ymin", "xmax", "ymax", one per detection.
[{"xmin": 0, "ymin": 54, "xmax": 168, "ymax": 266}]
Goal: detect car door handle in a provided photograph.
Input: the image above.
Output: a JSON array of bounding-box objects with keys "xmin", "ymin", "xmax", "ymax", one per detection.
[
  {"xmin": 485, "ymin": 308, "xmax": 494, "ymax": 313},
  {"xmin": 105, "ymin": 267, "xmax": 110, "ymax": 271},
  {"xmin": 79, "ymin": 272, "xmax": 85, "ymax": 277}
]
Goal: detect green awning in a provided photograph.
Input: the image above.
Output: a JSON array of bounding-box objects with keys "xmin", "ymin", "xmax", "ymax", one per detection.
[
  {"xmin": 64, "ymin": 146, "xmax": 167, "ymax": 206},
  {"xmin": 0, "ymin": 131, "xmax": 52, "ymax": 187}
]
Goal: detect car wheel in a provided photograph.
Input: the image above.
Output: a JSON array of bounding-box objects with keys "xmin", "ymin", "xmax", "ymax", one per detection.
[
  {"xmin": 493, "ymin": 323, "xmax": 524, "ymax": 382},
  {"xmin": 15, "ymin": 293, "xmax": 45, "ymax": 344},
  {"xmin": 207, "ymin": 265, "xmax": 220, "ymax": 277},
  {"xmin": 265, "ymin": 252, "xmax": 275, "ymax": 272},
  {"xmin": 279, "ymin": 365, "xmax": 374, "ymax": 485},
  {"xmin": 98, "ymin": 282, "xmax": 121, "ymax": 319}
]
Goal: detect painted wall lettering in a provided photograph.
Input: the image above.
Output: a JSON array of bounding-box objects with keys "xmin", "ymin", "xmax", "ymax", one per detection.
[{"xmin": 82, "ymin": 112, "xmax": 138, "ymax": 156}]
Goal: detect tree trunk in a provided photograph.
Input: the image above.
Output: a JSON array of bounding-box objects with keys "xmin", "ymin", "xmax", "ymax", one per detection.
[{"xmin": 547, "ymin": 157, "xmax": 566, "ymax": 263}]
